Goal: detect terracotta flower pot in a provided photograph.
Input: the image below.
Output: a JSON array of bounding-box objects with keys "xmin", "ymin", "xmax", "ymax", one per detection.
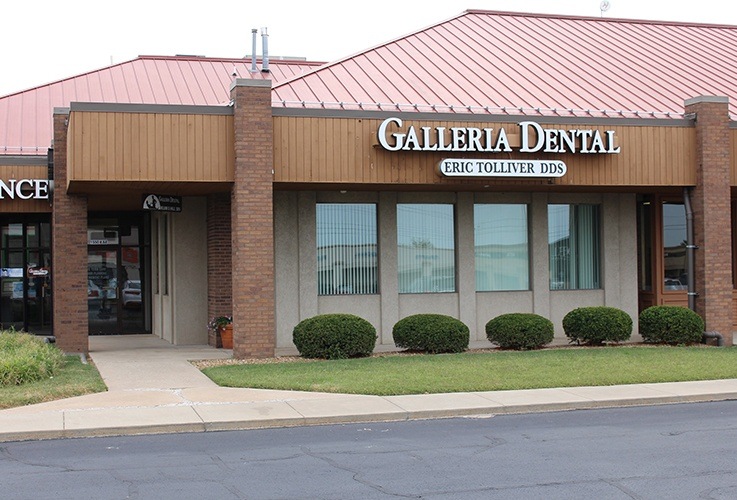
[{"xmin": 220, "ymin": 324, "xmax": 233, "ymax": 349}]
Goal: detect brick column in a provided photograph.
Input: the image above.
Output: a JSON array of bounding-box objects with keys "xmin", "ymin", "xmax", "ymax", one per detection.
[
  {"xmin": 229, "ymin": 79, "xmax": 275, "ymax": 358},
  {"xmin": 685, "ymin": 96, "xmax": 733, "ymax": 345},
  {"xmin": 51, "ymin": 109, "xmax": 89, "ymax": 353},
  {"xmin": 207, "ymin": 193, "xmax": 232, "ymax": 347}
]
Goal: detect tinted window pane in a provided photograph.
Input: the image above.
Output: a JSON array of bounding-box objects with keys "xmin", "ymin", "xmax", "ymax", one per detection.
[
  {"xmin": 316, "ymin": 204, "xmax": 377, "ymax": 295},
  {"xmin": 474, "ymin": 204, "xmax": 529, "ymax": 291},
  {"xmin": 663, "ymin": 202, "xmax": 687, "ymax": 290},
  {"xmin": 397, "ymin": 204, "xmax": 455, "ymax": 293},
  {"xmin": 549, "ymin": 204, "xmax": 601, "ymax": 290}
]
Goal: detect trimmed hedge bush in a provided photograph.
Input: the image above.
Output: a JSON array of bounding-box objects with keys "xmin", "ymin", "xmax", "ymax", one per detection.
[
  {"xmin": 562, "ymin": 306, "xmax": 633, "ymax": 345},
  {"xmin": 293, "ymin": 314, "xmax": 377, "ymax": 359},
  {"xmin": 639, "ymin": 306, "xmax": 704, "ymax": 345},
  {"xmin": 0, "ymin": 330, "xmax": 64, "ymax": 386},
  {"xmin": 485, "ymin": 313, "xmax": 554, "ymax": 350},
  {"xmin": 392, "ymin": 314, "xmax": 469, "ymax": 354}
]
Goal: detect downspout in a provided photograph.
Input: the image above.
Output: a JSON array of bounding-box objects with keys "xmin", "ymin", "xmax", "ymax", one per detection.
[{"xmin": 683, "ymin": 187, "xmax": 724, "ymax": 346}]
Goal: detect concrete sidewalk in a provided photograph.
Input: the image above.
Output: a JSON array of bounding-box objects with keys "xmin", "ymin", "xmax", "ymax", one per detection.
[{"xmin": 2, "ymin": 334, "xmax": 737, "ymax": 443}]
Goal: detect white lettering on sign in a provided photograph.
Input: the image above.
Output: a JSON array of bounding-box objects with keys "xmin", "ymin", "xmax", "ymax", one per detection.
[
  {"xmin": 438, "ymin": 159, "xmax": 568, "ymax": 178},
  {"xmin": 377, "ymin": 118, "xmax": 620, "ymax": 154},
  {"xmin": 0, "ymin": 179, "xmax": 50, "ymax": 200}
]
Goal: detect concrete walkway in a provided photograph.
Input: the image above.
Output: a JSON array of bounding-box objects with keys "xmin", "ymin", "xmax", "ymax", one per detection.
[{"xmin": 2, "ymin": 334, "xmax": 737, "ymax": 442}]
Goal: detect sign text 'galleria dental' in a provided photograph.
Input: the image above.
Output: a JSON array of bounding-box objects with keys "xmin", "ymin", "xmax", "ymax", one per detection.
[{"xmin": 376, "ymin": 117, "xmax": 620, "ymax": 155}]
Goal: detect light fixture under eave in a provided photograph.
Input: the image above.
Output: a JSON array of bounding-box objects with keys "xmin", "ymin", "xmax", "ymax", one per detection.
[{"xmin": 340, "ymin": 190, "xmax": 347, "ymax": 194}]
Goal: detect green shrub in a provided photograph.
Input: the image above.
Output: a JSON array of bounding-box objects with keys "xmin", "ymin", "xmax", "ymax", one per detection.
[
  {"xmin": 293, "ymin": 314, "xmax": 377, "ymax": 359},
  {"xmin": 392, "ymin": 314, "xmax": 469, "ymax": 354},
  {"xmin": 485, "ymin": 313, "xmax": 554, "ymax": 350},
  {"xmin": 562, "ymin": 307, "xmax": 633, "ymax": 345},
  {"xmin": 639, "ymin": 306, "xmax": 704, "ymax": 345},
  {"xmin": 0, "ymin": 330, "xmax": 64, "ymax": 386}
]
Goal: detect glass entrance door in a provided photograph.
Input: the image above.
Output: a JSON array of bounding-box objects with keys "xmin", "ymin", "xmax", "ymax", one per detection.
[
  {"xmin": 0, "ymin": 218, "xmax": 52, "ymax": 335},
  {"xmin": 88, "ymin": 249, "xmax": 118, "ymax": 334},
  {"xmin": 637, "ymin": 196, "xmax": 688, "ymax": 312},
  {"xmin": 88, "ymin": 215, "xmax": 147, "ymax": 335}
]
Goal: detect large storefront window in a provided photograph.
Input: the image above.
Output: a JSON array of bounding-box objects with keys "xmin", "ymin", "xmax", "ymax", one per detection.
[
  {"xmin": 474, "ymin": 204, "xmax": 529, "ymax": 291},
  {"xmin": 0, "ymin": 217, "xmax": 52, "ymax": 335},
  {"xmin": 548, "ymin": 204, "xmax": 601, "ymax": 290},
  {"xmin": 397, "ymin": 204, "xmax": 455, "ymax": 293},
  {"xmin": 316, "ymin": 204, "xmax": 377, "ymax": 295},
  {"xmin": 663, "ymin": 202, "xmax": 687, "ymax": 291}
]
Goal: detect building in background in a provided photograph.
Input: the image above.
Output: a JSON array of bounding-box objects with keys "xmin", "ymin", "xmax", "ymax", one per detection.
[{"xmin": 0, "ymin": 10, "xmax": 735, "ymax": 356}]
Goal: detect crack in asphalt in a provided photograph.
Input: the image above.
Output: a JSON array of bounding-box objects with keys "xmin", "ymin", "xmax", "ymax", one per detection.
[
  {"xmin": 300, "ymin": 445, "xmax": 421, "ymax": 498},
  {"xmin": 0, "ymin": 445, "xmax": 74, "ymax": 472},
  {"xmin": 698, "ymin": 485, "xmax": 737, "ymax": 499},
  {"xmin": 602, "ymin": 478, "xmax": 645, "ymax": 499}
]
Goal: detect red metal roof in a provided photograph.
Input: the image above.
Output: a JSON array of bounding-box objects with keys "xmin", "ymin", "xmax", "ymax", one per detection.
[
  {"xmin": 273, "ymin": 10, "xmax": 737, "ymax": 119},
  {"xmin": 7, "ymin": 11, "xmax": 737, "ymax": 156},
  {"xmin": 0, "ymin": 55, "xmax": 322, "ymax": 155}
]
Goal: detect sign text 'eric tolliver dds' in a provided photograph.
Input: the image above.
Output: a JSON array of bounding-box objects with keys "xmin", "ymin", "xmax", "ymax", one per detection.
[
  {"xmin": 376, "ymin": 117, "xmax": 620, "ymax": 178},
  {"xmin": 439, "ymin": 159, "xmax": 567, "ymax": 177}
]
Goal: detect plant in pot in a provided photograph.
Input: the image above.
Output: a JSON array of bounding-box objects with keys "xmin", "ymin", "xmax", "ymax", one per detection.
[{"xmin": 208, "ymin": 315, "xmax": 233, "ymax": 349}]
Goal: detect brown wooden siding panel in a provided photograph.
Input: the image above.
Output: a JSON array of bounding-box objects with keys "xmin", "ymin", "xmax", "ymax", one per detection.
[
  {"xmin": 67, "ymin": 111, "xmax": 234, "ymax": 184},
  {"xmin": 273, "ymin": 117, "xmax": 697, "ymax": 187},
  {"xmin": 732, "ymin": 129, "xmax": 737, "ymax": 186},
  {"xmin": 0, "ymin": 165, "xmax": 51, "ymax": 212}
]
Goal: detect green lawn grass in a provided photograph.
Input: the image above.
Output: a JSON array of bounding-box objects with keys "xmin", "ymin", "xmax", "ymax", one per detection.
[
  {"xmin": 201, "ymin": 346, "xmax": 737, "ymax": 396},
  {"xmin": 0, "ymin": 355, "xmax": 107, "ymax": 409}
]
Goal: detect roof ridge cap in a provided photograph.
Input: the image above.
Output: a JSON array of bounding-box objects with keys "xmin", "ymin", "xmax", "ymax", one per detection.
[
  {"xmin": 0, "ymin": 56, "xmax": 142, "ymax": 99},
  {"xmin": 464, "ymin": 9, "xmax": 737, "ymax": 29},
  {"xmin": 136, "ymin": 54, "xmax": 325, "ymax": 65},
  {"xmin": 274, "ymin": 10, "xmax": 468, "ymax": 91}
]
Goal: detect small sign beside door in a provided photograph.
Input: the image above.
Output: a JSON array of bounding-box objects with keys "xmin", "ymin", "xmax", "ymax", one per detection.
[{"xmin": 142, "ymin": 194, "xmax": 182, "ymax": 212}]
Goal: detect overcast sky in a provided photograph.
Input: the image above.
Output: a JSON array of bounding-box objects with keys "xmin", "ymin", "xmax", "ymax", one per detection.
[{"xmin": 2, "ymin": 0, "xmax": 737, "ymax": 97}]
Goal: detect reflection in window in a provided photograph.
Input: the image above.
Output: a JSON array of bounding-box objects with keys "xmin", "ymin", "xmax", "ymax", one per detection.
[
  {"xmin": 663, "ymin": 202, "xmax": 687, "ymax": 291},
  {"xmin": 474, "ymin": 204, "xmax": 529, "ymax": 291},
  {"xmin": 548, "ymin": 204, "xmax": 601, "ymax": 290},
  {"xmin": 397, "ymin": 204, "xmax": 455, "ymax": 293},
  {"xmin": 317, "ymin": 204, "xmax": 377, "ymax": 295},
  {"xmin": 3, "ymin": 224, "xmax": 23, "ymax": 248}
]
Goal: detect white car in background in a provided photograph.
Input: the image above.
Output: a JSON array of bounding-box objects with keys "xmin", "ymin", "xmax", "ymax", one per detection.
[{"xmin": 122, "ymin": 280, "xmax": 141, "ymax": 308}]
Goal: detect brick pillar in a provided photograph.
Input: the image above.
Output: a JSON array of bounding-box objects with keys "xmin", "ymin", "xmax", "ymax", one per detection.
[
  {"xmin": 51, "ymin": 109, "xmax": 89, "ymax": 353},
  {"xmin": 685, "ymin": 96, "xmax": 733, "ymax": 345},
  {"xmin": 207, "ymin": 193, "xmax": 232, "ymax": 347},
  {"xmin": 229, "ymin": 79, "xmax": 275, "ymax": 358}
]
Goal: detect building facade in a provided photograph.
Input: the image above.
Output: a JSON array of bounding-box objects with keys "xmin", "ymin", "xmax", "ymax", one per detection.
[{"xmin": 1, "ymin": 11, "xmax": 736, "ymax": 355}]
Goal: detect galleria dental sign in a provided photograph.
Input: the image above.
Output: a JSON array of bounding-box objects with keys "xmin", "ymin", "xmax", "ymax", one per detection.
[
  {"xmin": 0, "ymin": 179, "xmax": 50, "ymax": 200},
  {"xmin": 376, "ymin": 117, "xmax": 620, "ymax": 154}
]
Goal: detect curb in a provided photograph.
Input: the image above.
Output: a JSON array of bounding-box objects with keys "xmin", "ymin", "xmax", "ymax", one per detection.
[{"xmin": 2, "ymin": 391, "xmax": 736, "ymax": 443}]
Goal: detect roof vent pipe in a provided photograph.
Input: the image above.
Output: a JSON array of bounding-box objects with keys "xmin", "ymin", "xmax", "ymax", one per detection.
[
  {"xmin": 261, "ymin": 27, "xmax": 269, "ymax": 73},
  {"xmin": 250, "ymin": 28, "xmax": 258, "ymax": 73}
]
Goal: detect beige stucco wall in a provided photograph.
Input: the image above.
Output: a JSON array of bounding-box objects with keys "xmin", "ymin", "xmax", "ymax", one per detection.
[
  {"xmin": 274, "ymin": 190, "xmax": 639, "ymax": 353},
  {"xmin": 172, "ymin": 197, "xmax": 208, "ymax": 344},
  {"xmin": 152, "ymin": 197, "xmax": 208, "ymax": 345}
]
